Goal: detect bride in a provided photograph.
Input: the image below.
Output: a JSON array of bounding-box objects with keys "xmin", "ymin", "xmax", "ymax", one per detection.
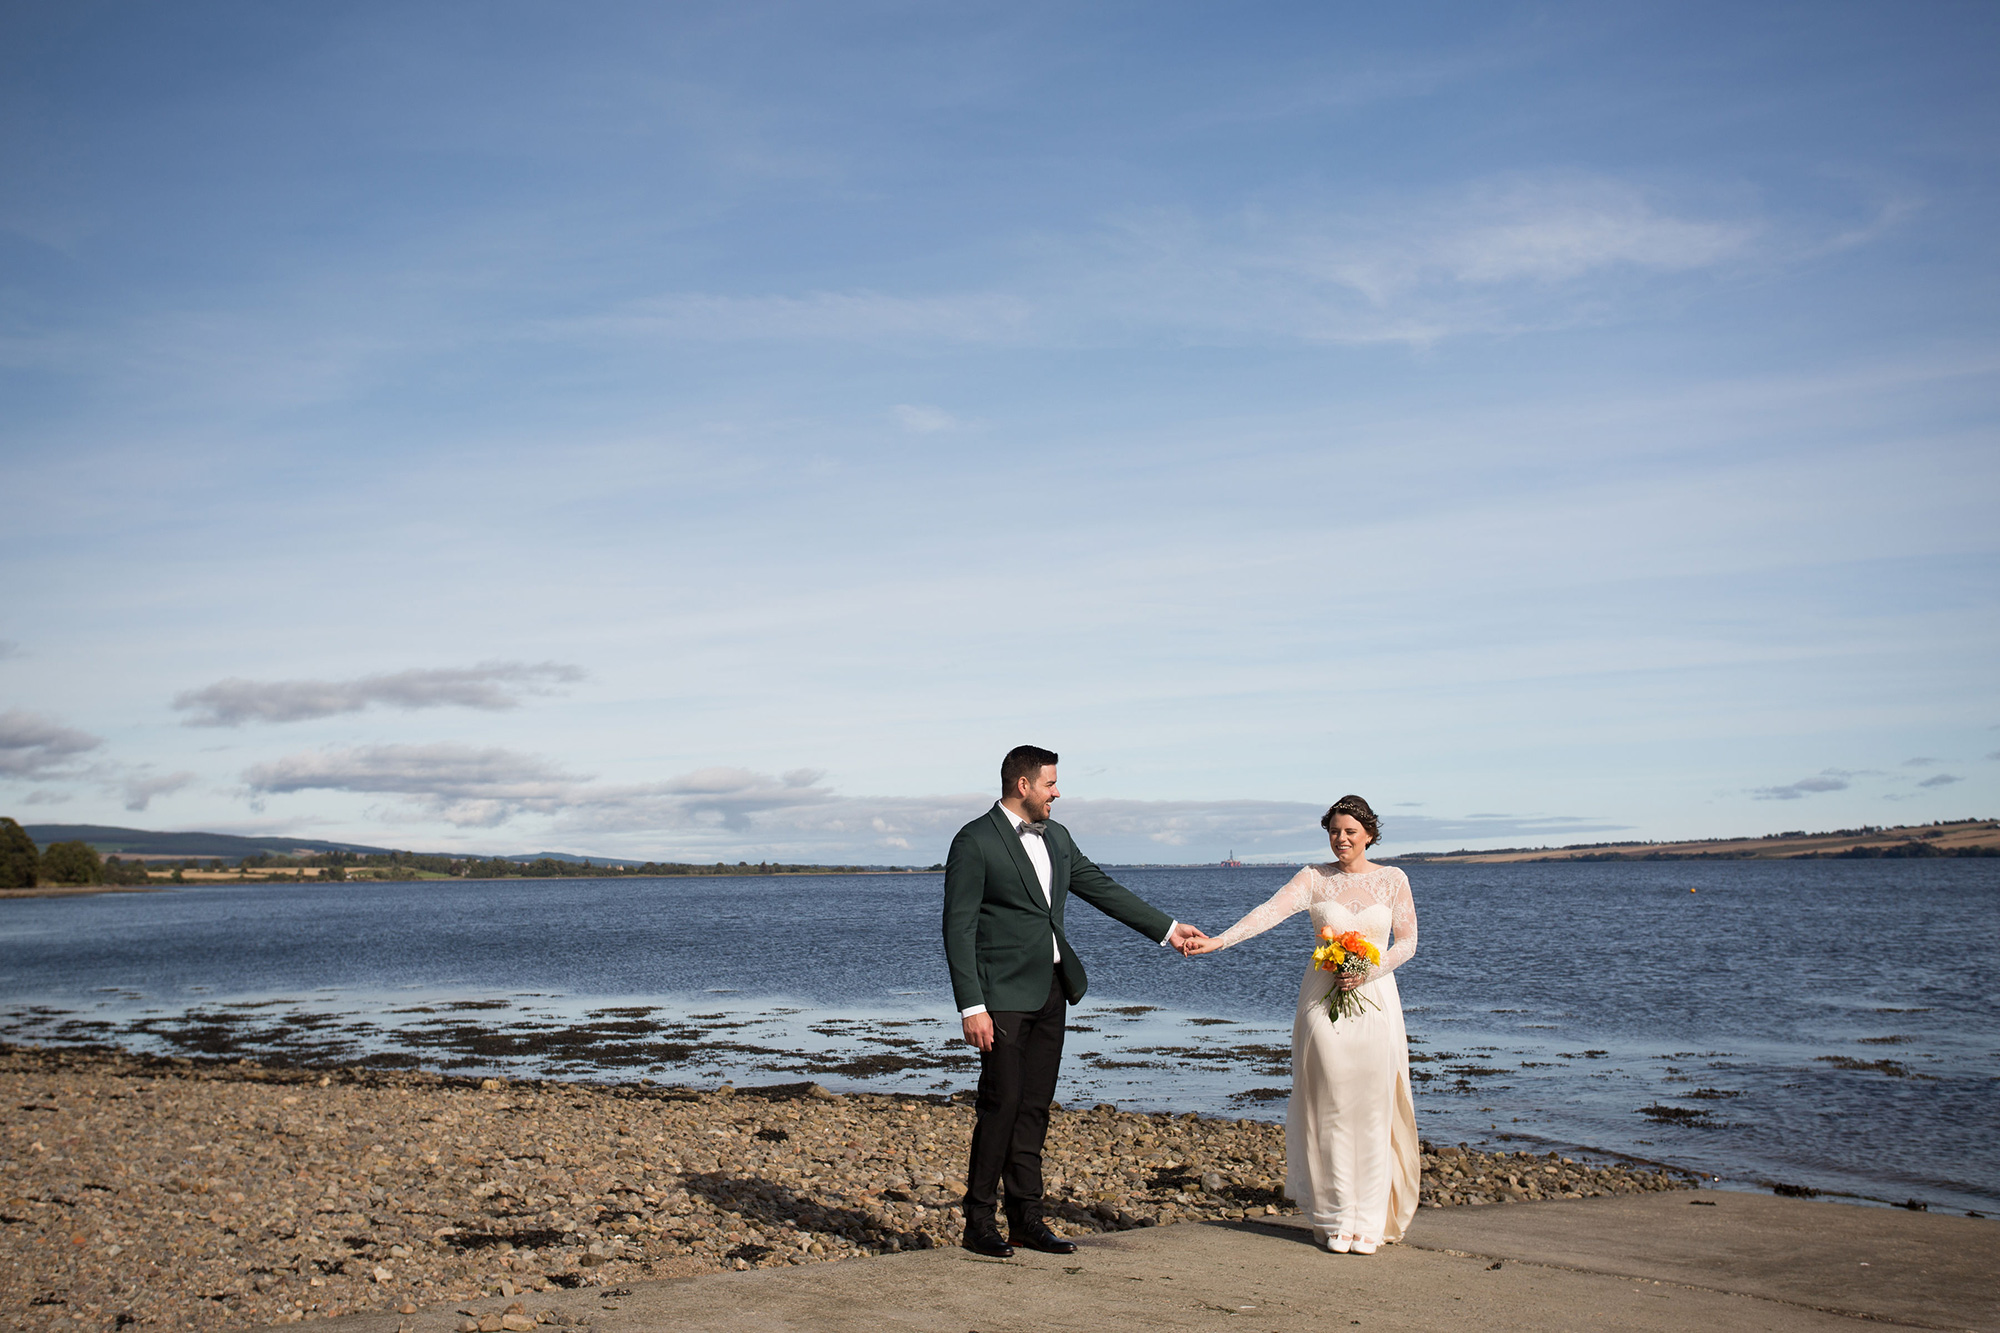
[{"xmin": 1188, "ymin": 794, "xmax": 1420, "ymax": 1253}]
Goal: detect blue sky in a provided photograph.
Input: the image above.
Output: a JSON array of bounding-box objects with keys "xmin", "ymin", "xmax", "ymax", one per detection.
[{"xmin": 2, "ymin": 1, "xmax": 1995, "ymax": 863}]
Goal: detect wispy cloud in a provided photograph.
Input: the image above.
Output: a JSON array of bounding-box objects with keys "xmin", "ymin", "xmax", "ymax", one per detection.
[
  {"xmin": 0, "ymin": 711, "xmax": 104, "ymax": 778},
  {"xmin": 561, "ymin": 291, "xmax": 1032, "ymax": 345},
  {"xmin": 1328, "ymin": 175, "xmax": 1756, "ymax": 294},
  {"xmin": 121, "ymin": 769, "xmax": 198, "ymax": 812},
  {"xmin": 1752, "ymin": 770, "xmax": 1857, "ymax": 801},
  {"xmin": 1916, "ymin": 773, "xmax": 1961, "ymax": 789},
  {"xmin": 1037, "ymin": 174, "xmax": 1773, "ymax": 347},
  {"xmin": 243, "ymin": 744, "xmax": 586, "ymax": 827},
  {"xmin": 0, "ymin": 640, "xmax": 19, "ymax": 660},
  {"xmin": 1902, "ymin": 756, "xmax": 1939, "ymax": 767},
  {"xmin": 236, "ymin": 747, "xmax": 1625, "ymax": 859},
  {"xmin": 174, "ymin": 661, "xmax": 585, "ymax": 727},
  {"xmin": 891, "ymin": 404, "xmax": 965, "ymax": 433},
  {"xmin": 532, "ymin": 173, "xmax": 1789, "ymax": 357}
]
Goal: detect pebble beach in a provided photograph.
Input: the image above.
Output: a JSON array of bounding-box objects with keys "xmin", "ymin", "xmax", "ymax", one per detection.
[{"xmin": 1, "ymin": 1044, "xmax": 1696, "ymax": 1332}]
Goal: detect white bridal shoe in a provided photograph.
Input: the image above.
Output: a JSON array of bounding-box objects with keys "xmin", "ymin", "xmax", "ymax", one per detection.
[
  {"xmin": 1349, "ymin": 1237, "xmax": 1379, "ymax": 1255},
  {"xmin": 1316, "ymin": 1229, "xmax": 1351, "ymax": 1253}
]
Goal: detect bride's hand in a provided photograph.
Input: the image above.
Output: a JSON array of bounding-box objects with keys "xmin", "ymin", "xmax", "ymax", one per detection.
[
  {"xmin": 1184, "ymin": 936, "xmax": 1224, "ymax": 955},
  {"xmin": 1335, "ymin": 972, "xmax": 1366, "ymax": 991}
]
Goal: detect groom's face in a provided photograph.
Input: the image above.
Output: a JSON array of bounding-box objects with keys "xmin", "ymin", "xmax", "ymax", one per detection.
[{"xmin": 1018, "ymin": 766, "xmax": 1060, "ymax": 823}]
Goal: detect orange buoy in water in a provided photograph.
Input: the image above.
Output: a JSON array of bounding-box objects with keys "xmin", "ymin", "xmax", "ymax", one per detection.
[{"xmin": 1690, "ymin": 887, "xmax": 1697, "ymax": 893}]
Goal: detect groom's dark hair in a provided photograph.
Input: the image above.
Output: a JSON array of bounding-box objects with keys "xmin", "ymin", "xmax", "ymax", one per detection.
[{"xmin": 1001, "ymin": 745, "xmax": 1059, "ymax": 796}]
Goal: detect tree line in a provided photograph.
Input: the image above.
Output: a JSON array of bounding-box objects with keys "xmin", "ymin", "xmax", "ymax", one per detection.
[{"xmin": 1, "ymin": 818, "xmax": 152, "ymax": 887}]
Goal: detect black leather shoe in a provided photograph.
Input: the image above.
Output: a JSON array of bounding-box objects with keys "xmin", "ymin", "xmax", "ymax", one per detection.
[
  {"xmin": 1010, "ymin": 1219, "xmax": 1078, "ymax": 1255},
  {"xmin": 963, "ymin": 1223, "xmax": 1014, "ymax": 1258}
]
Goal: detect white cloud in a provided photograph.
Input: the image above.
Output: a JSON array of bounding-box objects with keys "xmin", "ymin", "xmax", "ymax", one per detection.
[
  {"xmin": 0, "ymin": 710, "xmax": 104, "ymax": 778},
  {"xmin": 175, "ymin": 661, "xmax": 585, "ymax": 727}
]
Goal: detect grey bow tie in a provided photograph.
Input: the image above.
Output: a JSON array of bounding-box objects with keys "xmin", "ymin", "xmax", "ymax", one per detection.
[{"xmin": 1017, "ymin": 821, "xmax": 1048, "ymax": 837}]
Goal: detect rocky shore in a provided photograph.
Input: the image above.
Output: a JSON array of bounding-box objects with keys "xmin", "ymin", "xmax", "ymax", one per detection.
[{"xmin": 2, "ymin": 1045, "xmax": 1695, "ymax": 1333}]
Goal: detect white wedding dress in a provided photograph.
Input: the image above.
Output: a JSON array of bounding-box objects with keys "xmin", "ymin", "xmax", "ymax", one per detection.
[{"xmin": 1211, "ymin": 864, "xmax": 1421, "ymax": 1247}]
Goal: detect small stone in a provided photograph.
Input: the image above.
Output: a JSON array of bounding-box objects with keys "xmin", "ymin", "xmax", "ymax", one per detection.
[
  {"xmin": 459, "ymin": 1321, "xmax": 479, "ymax": 1332},
  {"xmin": 398, "ymin": 1303, "xmax": 418, "ymax": 1315},
  {"xmin": 501, "ymin": 1315, "xmax": 537, "ymax": 1330},
  {"xmin": 372, "ymin": 1265, "xmax": 395, "ymax": 1283},
  {"xmin": 1199, "ymin": 1172, "xmax": 1226, "ymax": 1195},
  {"xmin": 478, "ymin": 1315, "xmax": 505, "ymax": 1332}
]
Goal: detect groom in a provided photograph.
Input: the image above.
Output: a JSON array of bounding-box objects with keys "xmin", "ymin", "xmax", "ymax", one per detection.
[{"xmin": 942, "ymin": 745, "xmax": 1206, "ymax": 1258}]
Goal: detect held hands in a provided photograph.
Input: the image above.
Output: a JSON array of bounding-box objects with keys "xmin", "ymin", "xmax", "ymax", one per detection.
[
  {"xmin": 1182, "ymin": 933, "xmax": 1224, "ymax": 955},
  {"xmin": 1166, "ymin": 922, "xmax": 1210, "ymax": 956}
]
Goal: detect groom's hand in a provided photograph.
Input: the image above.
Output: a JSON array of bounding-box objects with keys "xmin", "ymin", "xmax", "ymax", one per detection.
[
  {"xmin": 962, "ymin": 1012, "xmax": 996, "ymax": 1052},
  {"xmin": 1167, "ymin": 922, "xmax": 1209, "ymax": 956}
]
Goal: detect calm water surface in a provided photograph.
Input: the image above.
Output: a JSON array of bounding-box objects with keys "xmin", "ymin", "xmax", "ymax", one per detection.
[{"xmin": 1, "ymin": 859, "xmax": 1993, "ymax": 1214}]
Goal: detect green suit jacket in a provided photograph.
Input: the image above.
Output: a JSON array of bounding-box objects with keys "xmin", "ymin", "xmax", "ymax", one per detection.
[{"xmin": 942, "ymin": 804, "xmax": 1174, "ymax": 1013}]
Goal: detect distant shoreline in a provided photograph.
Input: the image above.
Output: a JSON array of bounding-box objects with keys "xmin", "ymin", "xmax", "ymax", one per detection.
[
  {"xmin": 1386, "ymin": 817, "xmax": 2000, "ymax": 865},
  {"xmin": 10, "ymin": 818, "xmax": 1995, "ymax": 888}
]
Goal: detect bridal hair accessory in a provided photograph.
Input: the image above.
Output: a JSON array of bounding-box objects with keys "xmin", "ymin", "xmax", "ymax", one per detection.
[
  {"xmin": 1313, "ymin": 926, "xmax": 1381, "ymax": 1023},
  {"xmin": 1017, "ymin": 821, "xmax": 1049, "ymax": 837}
]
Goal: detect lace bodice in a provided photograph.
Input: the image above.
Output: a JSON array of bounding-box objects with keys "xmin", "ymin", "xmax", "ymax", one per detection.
[{"xmin": 1210, "ymin": 864, "xmax": 1418, "ymax": 979}]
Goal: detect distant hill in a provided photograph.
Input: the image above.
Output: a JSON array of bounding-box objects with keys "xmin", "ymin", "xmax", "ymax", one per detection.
[{"xmin": 22, "ymin": 824, "xmax": 397, "ymax": 859}]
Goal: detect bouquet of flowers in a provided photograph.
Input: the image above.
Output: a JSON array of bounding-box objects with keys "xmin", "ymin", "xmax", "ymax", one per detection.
[{"xmin": 1312, "ymin": 926, "xmax": 1381, "ymax": 1022}]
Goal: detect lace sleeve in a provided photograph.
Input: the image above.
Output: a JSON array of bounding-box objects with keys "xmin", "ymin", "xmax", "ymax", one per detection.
[
  {"xmin": 1210, "ymin": 867, "xmax": 1316, "ymax": 949},
  {"xmin": 1369, "ymin": 869, "xmax": 1418, "ymax": 979}
]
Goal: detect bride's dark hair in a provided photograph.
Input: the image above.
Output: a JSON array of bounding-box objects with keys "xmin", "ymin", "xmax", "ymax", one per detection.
[{"xmin": 1319, "ymin": 794, "xmax": 1380, "ymax": 845}]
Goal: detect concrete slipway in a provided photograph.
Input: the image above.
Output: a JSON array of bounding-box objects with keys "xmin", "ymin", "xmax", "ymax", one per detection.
[{"xmin": 336, "ymin": 1190, "xmax": 1997, "ymax": 1333}]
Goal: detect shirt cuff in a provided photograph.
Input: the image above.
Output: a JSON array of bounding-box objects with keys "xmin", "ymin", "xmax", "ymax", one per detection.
[
  {"xmin": 959, "ymin": 1004, "xmax": 988, "ymax": 1018},
  {"xmin": 1158, "ymin": 920, "xmax": 1179, "ymax": 945}
]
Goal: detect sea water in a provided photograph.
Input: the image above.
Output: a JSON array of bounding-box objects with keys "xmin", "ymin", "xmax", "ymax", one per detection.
[{"xmin": 0, "ymin": 859, "xmax": 1992, "ymax": 1214}]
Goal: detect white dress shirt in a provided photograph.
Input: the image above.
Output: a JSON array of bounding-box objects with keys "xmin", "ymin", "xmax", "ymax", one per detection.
[{"xmin": 959, "ymin": 803, "xmax": 1178, "ymax": 1019}]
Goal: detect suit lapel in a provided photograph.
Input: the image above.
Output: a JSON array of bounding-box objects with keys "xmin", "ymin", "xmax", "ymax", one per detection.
[{"xmin": 988, "ymin": 804, "xmax": 1051, "ymax": 917}]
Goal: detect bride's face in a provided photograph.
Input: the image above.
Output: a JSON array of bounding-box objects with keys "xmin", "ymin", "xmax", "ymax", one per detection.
[{"xmin": 1327, "ymin": 813, "xmax": 1371, "ymax": 860}]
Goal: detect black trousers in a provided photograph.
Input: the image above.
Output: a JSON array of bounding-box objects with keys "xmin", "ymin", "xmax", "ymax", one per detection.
[{"xmin": 964, "ymin": 974, "xmax": 1066, "ymax": 1228}]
